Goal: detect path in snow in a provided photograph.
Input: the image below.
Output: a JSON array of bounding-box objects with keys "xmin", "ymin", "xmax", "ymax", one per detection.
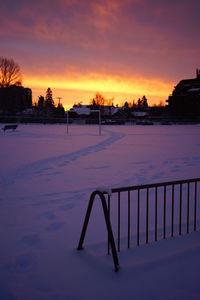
[{"xmin": 1, "ymin": 128, "xmax": 125, "ymax": 188}]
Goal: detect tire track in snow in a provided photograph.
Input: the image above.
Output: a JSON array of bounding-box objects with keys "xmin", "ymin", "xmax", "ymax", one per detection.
[{"xmin": 1, "ymin": 128, "xmax": 125, "ymax": 187}]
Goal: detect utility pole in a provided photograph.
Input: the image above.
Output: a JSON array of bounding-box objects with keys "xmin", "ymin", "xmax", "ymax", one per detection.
[{"xmin": 57, "ymin": 97, "xmax": 62, "ymax": 106}]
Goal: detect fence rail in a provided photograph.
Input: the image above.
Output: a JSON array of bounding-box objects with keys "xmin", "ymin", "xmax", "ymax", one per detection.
[{"xmin": 77, "ymin": 178, "xmax": 200, "ymax": 271}]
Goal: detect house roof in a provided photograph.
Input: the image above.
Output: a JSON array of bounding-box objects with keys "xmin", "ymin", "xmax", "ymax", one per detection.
[
  {"xmin": 173, "ymin": 76, "xmax": 200, "ymax": 96},
  {"xmin": 70, "ymin": 106, "xmax": 91, "ymax": 115}
]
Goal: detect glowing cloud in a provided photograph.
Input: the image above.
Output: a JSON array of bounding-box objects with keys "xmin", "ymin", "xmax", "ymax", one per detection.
[
  {"xmin": 24, "ymin": 71, "xmax": 172, "ymax": 108},
  {"xmin": 1, "ymin": 0, "xmax": 200, "ymax": 109}
]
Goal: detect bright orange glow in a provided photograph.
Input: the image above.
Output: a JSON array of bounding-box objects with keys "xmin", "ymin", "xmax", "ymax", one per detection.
[
  {"xmin": 24, "ymin": 72, "xmax": 173, "ymax": 109},
  {"xmin": 2, "ymin": 0, "xmax": 199, "ymax": 113}
]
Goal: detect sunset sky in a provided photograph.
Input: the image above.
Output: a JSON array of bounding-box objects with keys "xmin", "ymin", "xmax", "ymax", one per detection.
[{"xmin": 1, "ymin": 0, "xmax": 200, "ymax": 109}]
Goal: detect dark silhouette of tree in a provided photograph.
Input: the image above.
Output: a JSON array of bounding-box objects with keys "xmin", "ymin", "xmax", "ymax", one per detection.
[
  {"xmin": 91, "ymin": 98, "xmax": 98, "ymax": 108},
  {"xmin": 123, "ymin": 101, "xmax": 129, "ymax": 110},
  {"xmin": 45, "ymin": 88, "xmax": 54, "ymax": 108},
  {"xmin": 0, "ymin": 57, "xmax": 22, "ymax": 87},
  {"xmin": 137, "ymin": 98, "xmax": 142, "ymax": 108},
  {"xmin": 141, "ymin": 95, "xmax": 148, "ymax": 108},
  {"xmin": 35, "ymin": 88, "xmax": 65, "ymax": 118},
  {"xmin": 56, "ymin": 102, "xmax": 65, "ymax": 116},
  {"xmin": 136, "ymin": 96, "xmax": 148, "ymax": 109},
  {"xmin": 73, "ymin": 101, "xmax": 83, "ymax": 107},
  {"xmin": 38, "ymin": 95, "xmax": 45, "ymax": 109},
  {"xmin": 90, "ymin": 92, "xmax": 114, "ymax": 108}
]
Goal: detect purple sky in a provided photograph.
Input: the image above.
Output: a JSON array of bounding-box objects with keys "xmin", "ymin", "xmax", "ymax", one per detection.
[{"xmin": 1, "ymin": 0, "xmax": 200, "ymax": 107}]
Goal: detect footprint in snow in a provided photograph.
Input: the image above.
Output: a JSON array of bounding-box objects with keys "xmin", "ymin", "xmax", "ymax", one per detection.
[
  {"xmin": 42, "ymin": 211, "xmax": 56, "ymax": 220},
  {"xmin": 46, "ymin": 222, "xmax": 65, "ymax": 232},
  {"xmin": 4, "ymin": 253, "xmax": 36, "ymax": 274},
  {"xmin": 21, "ymin": 234, "xmax": 41, "ymax": 246}
]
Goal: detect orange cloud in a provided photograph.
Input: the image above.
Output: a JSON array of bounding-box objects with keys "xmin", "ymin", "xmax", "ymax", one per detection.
[
  {"xmin": 24, "ymin": 70, "xmax": 172, "ymax": 109},
  {"xmin": 2, "ymin": 0, "xmax": 198, "ymax": 110},
  {"xmin": 90, "ymin": 1, "xmax": 119, "ymax": 34}
]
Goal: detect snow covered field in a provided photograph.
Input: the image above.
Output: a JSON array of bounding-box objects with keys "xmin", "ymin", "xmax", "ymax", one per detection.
[{"xmin": 0, "ymin": 124, "xmax": 200, "ymax": 300}]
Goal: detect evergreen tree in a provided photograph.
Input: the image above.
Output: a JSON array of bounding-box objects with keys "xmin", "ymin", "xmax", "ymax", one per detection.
[
  {"xmin": 38, "ymin": 95, "xmax": 45, "ymax": 110},
  {"xmin": 56, "ymin": 103, "xmax": 65, "ymax": 116},
  {"xmin": 45, "ymin": 88, "xmax": 54, "ymax": 108},
  {"xmin": 91, "ymin": 98, "xmax": 98, "ymax": 109},
  {"xmin": 123, "ymin": 101, "xmax": 129, "ymax": 111},
  {"xmin": 141, "ymin": 95, "xmax": 148, "ymax": 108},
  {"xmin": 137, "ymin": 98, "xmax": 142, "ymax": 109}
]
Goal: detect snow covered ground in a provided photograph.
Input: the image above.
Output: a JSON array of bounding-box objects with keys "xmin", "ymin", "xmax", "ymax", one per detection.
[{"xmin": 0, "ymin": 124, "xmax": 200, "ymax": 300}]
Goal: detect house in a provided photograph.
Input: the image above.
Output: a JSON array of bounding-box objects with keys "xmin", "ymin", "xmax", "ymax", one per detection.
[
  {"xmin": 0, "ymin": 85, "xmax": 32, "ymax": 113},
  {"xmin": 167, "ymin": 69, "xmax": 200, "ymax": 118},
  {"xmin": 68, "ymin": 104, "xmax": 91, "ymax": 123},
  {"xmin": 104, "ymin": 107, "xmax": 127, "ymax": 124},
  {"xmin": 69, "ymin": 105, "xmax": 91, "ymax": 117}
]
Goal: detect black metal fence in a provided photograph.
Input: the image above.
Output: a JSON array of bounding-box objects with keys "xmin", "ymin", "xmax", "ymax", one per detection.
[{"xmin": 77, "ymin": 178, "xmax": 200, "ymax": 271}]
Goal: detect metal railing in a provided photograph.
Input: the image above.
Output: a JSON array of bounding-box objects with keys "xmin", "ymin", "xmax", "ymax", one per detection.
[{"xmin": 77, "ymin": 178, "xmax": 200, "ymax": 271}]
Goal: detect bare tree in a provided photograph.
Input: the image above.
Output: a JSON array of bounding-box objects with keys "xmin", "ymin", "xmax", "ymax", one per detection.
[
  {"xmin": 90, "ymin": 92, "xmax": 114, "ymax": 107},
  {"xmin": 93, "ymin": 92, "xmax": 105, "ymax": 106},
  {"xmin": 0, "ymin": 57, "xmax": 22, "ymax": 87}
]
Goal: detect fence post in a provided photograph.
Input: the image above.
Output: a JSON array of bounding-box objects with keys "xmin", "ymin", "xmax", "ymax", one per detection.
[{"xmin": 77, "ymin": 190, "xmax": 119, "ymax": 271}]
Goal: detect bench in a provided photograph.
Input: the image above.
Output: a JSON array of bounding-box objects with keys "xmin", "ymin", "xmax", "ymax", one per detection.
[{"xmin": 2, "ymin": 124, "xmax": 18, "ymax": 132}]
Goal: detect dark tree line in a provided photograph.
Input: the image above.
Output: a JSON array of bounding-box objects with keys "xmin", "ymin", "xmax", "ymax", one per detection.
[
  {"xmin": 123, "ymin": 96, "xmax": 148, "ymax": 110},
  {"xmin": 35, "ymin": 87, "xmax": 65, "ymax": 117},
  {"xmin": 89, "ymin": 93, "xmax": 149, "ymax": 110}
]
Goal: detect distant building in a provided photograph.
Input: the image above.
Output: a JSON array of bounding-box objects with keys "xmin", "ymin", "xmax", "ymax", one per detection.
[
  {"xmin": 0, "ymin": 85, "xmax": 32, "ymax": 113},
  {"xmin": 70, "ymin": 105, "xmax": 91, "ymax": 116},
  {"xmin": 167, "ymin": 69, "xmax": 200, "ymax": 118}
]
